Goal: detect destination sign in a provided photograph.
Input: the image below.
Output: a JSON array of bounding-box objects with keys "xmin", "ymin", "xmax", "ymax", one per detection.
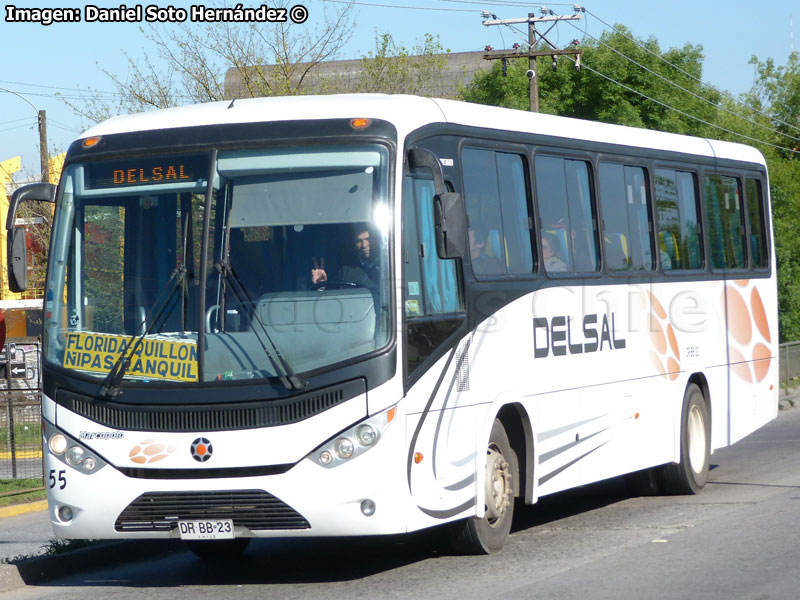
[
  {"xmin": 86, "ymin": 155, "xmax": 207, "ymax": 189},
  {"xmin": 64, "ymin": 332, "xmax": 198, "ymax": 382}
]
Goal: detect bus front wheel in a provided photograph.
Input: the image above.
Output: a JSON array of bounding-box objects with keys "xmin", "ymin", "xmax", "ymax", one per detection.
[
  {"xmin": 448, "ymin": 419, "xmax": 517, "ymax": 554},
  {"xmin": 661, "ymin": 383, "xmax": 710, "ymax": 494}
]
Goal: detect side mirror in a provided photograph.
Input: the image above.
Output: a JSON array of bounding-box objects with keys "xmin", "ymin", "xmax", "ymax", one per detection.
[
  {"xmin": 6, "ymin": 183, "xmax": 56, "ymax": 293},
  {"xmin": 8, "ymin": 226, "xmax": 27, "ymax": 293},
  {"xmin": 6, "ymin": 183, "xmax": 55, "ymax": 229},
  {"xmin": 433, "ymin": 192, "xmax": 466, "ymax": 259},
  {"xmin": 406, "ymin": 148, "xmax": 466, "ymax": 259}
]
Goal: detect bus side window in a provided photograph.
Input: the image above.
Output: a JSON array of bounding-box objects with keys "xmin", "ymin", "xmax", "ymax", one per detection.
[
  {"xmin": 704, "ymin": 174, "xmax": 746, "ymax": 270},
  {"xmin": 655, "ymin": 169, "xmax": 703, "ymax": 271},
  {"xmin": 598, "ymin": 163, "xmax": 654, "ymax": 272},
  {"xmin": 534, "ymin": 155, "xmax": 599, "ymax": 273},
  {"xmin": 745, "ymin": 178, "xmax": 769, "ymax": 269},
  {"xmin": 461, "ymin": 148, "xmax": 533, "ymax": 278}
]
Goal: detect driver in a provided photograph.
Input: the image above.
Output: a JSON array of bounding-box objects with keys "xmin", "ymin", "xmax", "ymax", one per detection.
[{"xmin": 311, "ymin": 224, "xmax": 380, "ymax": 292}]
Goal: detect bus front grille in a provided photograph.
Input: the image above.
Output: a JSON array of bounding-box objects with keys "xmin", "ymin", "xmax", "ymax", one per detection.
[
  {"xmin": 58, "ymin": 379, "xmax": 365, "ymax": 432},
  {"xmin": 114, "ymin": 490, "xmax": 310, "ymax": 532}
]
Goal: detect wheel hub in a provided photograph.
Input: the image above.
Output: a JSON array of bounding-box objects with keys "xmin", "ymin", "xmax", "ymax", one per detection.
[
  {"xmin": 687, "ymin": 404, "xmax": 707, "ymax": 474},
  {"xmin": 484, "ymin": 445, "xmax": 512, "ymax": 524}
]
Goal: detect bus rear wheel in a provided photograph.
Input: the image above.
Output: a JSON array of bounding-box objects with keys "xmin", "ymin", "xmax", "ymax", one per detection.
[
  {"xmin": 186, "ymin": 537, "xmax": 250, "ymax": 559},
  {"xmin": 661, "ymin": 383, "xmax": 710, "ymax": 494},
  {"xmin": 448, "ymin": 419, "xmax": 516, "ymax": 554}
]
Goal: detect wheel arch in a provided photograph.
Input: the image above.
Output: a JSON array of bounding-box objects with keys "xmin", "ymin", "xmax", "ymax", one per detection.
[{"xmin": 496, "ymin": 403, "xmax": 535, "ymax": 504}]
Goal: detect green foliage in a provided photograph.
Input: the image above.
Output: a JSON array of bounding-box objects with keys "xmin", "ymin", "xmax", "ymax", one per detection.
[
  {"xmin": 746, "ymin": 52, "xmax": 800, "ymax": 152},
  {"xmin": 463, "ymin": 27, "xmax": 720, "ymax": 136},
  {"xmin": 356, "ymin": 32, "xmax": 450, "ymax": 96}
]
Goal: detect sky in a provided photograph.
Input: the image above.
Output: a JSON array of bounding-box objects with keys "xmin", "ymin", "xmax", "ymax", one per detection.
[{"xmin": 1, "ymin": 0, "xmax": 797, "ymax": 178}]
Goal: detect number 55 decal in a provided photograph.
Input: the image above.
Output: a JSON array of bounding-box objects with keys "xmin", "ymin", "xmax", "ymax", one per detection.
[{"xmin": 48, "ymin": 469, "xmax": 67, "ymax": 490}]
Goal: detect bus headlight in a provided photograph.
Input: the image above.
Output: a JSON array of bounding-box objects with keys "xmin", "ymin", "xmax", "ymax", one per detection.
[
  {"xmin": 66, "ymin": 446, "xmax": 85, "ymax": 466},
  {"xmin": 355, "ymin": 424, "xmax": 377, "ymax": 446},
  {"xmin": 49, "ymin": 433, "xmax": 68, "ymax": 455},
  {"xmin": 311, "ymin": 404, "xmax": 397, "ymax": 468},
  {"xmin": 43, "ymin": 420, "xmax": 107, "ymax": 475},
  {"xmin": 334, "ymin": 438, "xmax": 355, "ymax": 459}
]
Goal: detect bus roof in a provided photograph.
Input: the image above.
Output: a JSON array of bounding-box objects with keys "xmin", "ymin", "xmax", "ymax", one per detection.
[{"xmin": 81, "ymin": 94, "xmax": 765, "ymax": 166}]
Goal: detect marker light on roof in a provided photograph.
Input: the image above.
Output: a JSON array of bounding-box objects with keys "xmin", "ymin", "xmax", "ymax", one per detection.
[
  {"xmin": 82, "ymin": 136, "xmax": 101, "ymax": 148},
  {"xmin": 350, "ymin": 118, "xmax": 371, "ymax": 130}
]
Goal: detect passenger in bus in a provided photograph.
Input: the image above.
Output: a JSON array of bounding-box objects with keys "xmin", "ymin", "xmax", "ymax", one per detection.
[
  {"xmin": 542, "ymin": 231, "xmax": 567, "ymax": 272},
  {"xmin": 468, "ymin": 225, "xmax": 504, "ymax": 276}
]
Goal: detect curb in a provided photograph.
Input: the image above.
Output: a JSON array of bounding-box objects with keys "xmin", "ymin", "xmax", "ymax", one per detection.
[
  {"xmin": 0, "ymin": 539, "xmax": 184, "ymax": 593},
  {"xmin": 0, "ymin": 500, "xmax": 48, "ymax": 519}
]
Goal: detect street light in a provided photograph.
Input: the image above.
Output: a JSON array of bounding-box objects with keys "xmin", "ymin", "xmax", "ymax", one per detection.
[{"xmin": 0, "ymin": 87, "xmax": 49, "ymax": 183}]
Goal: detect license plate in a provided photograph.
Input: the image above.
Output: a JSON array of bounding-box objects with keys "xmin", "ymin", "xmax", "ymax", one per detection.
[{"xmin": 178, "ymin": 519, "xmax": 235, "ymax": 540}]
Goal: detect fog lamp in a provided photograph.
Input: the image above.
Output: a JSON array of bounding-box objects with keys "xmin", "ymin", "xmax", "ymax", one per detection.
[
  {"xmin": 360, "ymin": 499, "xmax": 376, "ymax": 516},
  {"xmin": 83, "ymin": 457, "xmax": 97, "ymax": 471},
  {"xmin": 319, "ymin": 451, "xmax": 333, "ymax": 465},
  {"xmin": 57, "ymin": 505, "xmax": 74, "ymax": 522}
]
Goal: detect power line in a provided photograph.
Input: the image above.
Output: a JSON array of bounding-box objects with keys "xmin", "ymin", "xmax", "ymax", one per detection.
[
  {"xmin": 0, "ymin": 117, "xmax": 36, "ymax": 126},
  {"xmin": 582, "ymin": 8, "xmax": 800, "ymax": 137},
  {"xmin": 557, "ymin": 48, "xmax": 800, "ymax": 155},
  {"xmin": 320, "ymin": 0, "xmax": 477, "ymax": 12},
  {"xmin": 560, "ymin": 17, "xmax": 800, "ymax": 147},
  {"xmin": 501, "ymin": 15, "xmax": 799, "ymax": 153},
  {"xmin": 0, "ymin": 123, "xmax": 39, "ymax": 134},
  {"xmin": 0, "ymin": 78, "xmax": 117, "ymax": 95}
]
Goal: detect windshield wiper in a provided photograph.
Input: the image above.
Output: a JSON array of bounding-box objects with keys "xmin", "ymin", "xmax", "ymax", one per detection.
[
  {"xmin": 98, "ymin": 266, "xmax": 188, "ymax": 400},
  {"xmin": 216, "ymin": 260, "xmax": 308, "ymax": 391}
]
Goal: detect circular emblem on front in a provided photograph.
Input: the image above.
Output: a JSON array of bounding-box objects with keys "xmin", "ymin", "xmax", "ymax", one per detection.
[{"xmin": 190, "ymin": 437, "xmax": 213, "ymax": 462}]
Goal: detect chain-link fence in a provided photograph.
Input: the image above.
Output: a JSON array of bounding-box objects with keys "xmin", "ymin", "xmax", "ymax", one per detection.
[
  {"xmin": 779, "ymin": 341, "xmax": 800, "ymax": 389},
  {"xmin": 0, "ymin": 338, "xmax": 42, "ymax": 481}
]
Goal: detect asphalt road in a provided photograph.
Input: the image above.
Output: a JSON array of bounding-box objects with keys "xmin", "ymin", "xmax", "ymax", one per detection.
[
  {"xmin": 0, "ymin": 509, "xmax": 52, "ymax": 562},
  {"xmin": 5, "ymin": 407, "xmax": 800, "ymax": 600}
]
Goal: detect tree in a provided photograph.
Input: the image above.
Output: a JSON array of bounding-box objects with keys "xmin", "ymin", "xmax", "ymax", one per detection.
[
  {"xmin": 740, "ymin": 53, "xmax": 800, "ymax": 341},
  {"xmin": 355, "ymin": 32, "xmax": 451, "ymax": 96},
  {"xmin": 462, "ymin": 26, "xmax": 720, "ymax": 137},
  {"xmin": 65, "ymin": 0, "xmax": 355, "ymax": 124},
  {"xmin": 746, "ymin": 52, "xmax": 800, "ymax": 154}
]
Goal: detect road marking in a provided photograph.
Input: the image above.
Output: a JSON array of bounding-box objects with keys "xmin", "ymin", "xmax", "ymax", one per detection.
[{"xmin": 0, "ymin": 499, "xmax": 48, "ymax": 519}]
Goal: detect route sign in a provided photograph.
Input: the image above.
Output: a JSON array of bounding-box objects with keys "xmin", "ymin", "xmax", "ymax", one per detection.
[{"xmin": 6, "ymin": 361, "xmax": 26, "ymax": 380}]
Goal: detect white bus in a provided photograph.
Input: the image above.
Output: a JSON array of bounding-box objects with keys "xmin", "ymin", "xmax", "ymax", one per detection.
[{"xmin": 7, "ymin": 95, "xmax": 777, "ymax": 556}]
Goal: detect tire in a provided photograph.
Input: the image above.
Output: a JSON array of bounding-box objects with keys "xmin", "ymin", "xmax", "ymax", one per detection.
[
  {"xmin": 661, "ymin": 383, "xmax": 710, "ymax": 494},
  {"xmin": 186, "ymin": 537, "xmax": 250, "ymax": 559},
  {"xmin": 449, "ymin": 419, "xmax": 517, "ymax": 554}
]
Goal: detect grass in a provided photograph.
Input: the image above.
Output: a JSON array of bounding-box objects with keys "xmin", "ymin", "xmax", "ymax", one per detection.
[
  {"xmin": 0, "ymin": 477, "xmax": 46, "ymax": 507},
  {"xmin": 0, "ymin": 423, "xmax": 42, "ymax": 447}
]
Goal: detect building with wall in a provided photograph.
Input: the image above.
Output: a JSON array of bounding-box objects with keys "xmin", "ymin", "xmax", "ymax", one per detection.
[{"xmin": 224, "ymin": 50, "xmax": 490, "ymax": 99}]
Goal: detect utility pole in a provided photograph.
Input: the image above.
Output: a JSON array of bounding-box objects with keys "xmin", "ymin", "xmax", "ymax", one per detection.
[
  {"xmin": 38, "ymin": 110, "xmax": 49, "ymax": 184},
  {"xmin": 482, "ymin": 7, "xmax": 583, "ymax": 112},
  {"xmin": 0, "ymin": 87, "xmax": 50, "ymax": 182}
]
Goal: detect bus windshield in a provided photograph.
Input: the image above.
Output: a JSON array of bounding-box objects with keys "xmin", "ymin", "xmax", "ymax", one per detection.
[{"xmin": 44, "ymin": 143, "xmax": 392, "ymax": 386}]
